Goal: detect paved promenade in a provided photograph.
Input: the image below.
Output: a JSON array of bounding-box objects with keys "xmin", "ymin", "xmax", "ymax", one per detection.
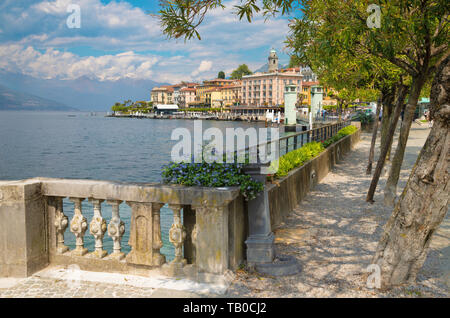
[
  {"xmin": 227, "ymin": 123, "xmax": 448, "ymax": 297},
  {"xmin": 0, "ymin": 123, "xmax": 448, "ymax": 298}
]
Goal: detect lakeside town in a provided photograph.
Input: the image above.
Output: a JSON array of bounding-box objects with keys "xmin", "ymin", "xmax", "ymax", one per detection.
[
  {"xmin": 110, "ymin": 49, "xmax": 431, "ymax": 125},
  {"xmin": 109, "ymin": 49, "xmax": 350, "ymax": 123}
]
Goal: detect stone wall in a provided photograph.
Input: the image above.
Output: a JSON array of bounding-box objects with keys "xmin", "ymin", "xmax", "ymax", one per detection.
[
  {"xmin": 268, "ymin": 127, "xmax": 361, "ymax": 229},
  {"xmin": 0, "ymin": 179, "xmax": 245, "ymax": 278}
]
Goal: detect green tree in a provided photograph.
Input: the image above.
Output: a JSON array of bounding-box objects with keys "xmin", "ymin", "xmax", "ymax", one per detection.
[
  {"xmin": 157, "ymin": 0, "xmax": 297, "ymax": 40},
  {"xmin": 111, "ymin": 102, "xmax": 123, "ymax": 112},
  {"xmin": 218, "ymin": 71, "xmax": 225, "ymax": 79},
  {"xmin": 288, "ymin": 55, "xmax": 302, "ymax": 68},
  {"xmin": 230, "ymin": 64, "xmax": 252, "ymax": 79}
]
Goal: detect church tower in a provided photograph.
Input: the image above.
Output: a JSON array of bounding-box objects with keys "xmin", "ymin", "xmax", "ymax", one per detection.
[{"xmin": 268, "ymin": 48, "xmax": 279, "ymax": 73}]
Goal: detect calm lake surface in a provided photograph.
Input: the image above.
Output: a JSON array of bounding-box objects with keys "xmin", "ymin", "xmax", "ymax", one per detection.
[{"xmin": 0, "ymin": 111, "xmax": 266, "ymax": 258}]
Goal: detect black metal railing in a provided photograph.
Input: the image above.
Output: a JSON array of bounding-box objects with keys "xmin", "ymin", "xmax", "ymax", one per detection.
[{"xmin": 229, "ymin": 120, "xmax": 351, "ymax": 165}]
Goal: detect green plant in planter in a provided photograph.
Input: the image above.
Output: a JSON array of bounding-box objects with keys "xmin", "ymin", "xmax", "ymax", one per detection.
[
  {"xmin": 322, "ymin": 125, "xmax": 357, "ymax": 148},
  {"xmin": 272, "ymin": 142, "xmax": 325, "ymax": 177},
  {"xmin": 161, "ymin": 161, "xmax": 264, "ymax": 200}
]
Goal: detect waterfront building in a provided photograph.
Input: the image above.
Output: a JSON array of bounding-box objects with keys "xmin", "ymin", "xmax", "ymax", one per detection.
[
  {"xmin": 150, "ymin": 85, "xmax": 174, "ymax": 104},
  {"xmin": 210, "ymin": 81, "xmax": 242, "ymax": 107},
  {"xmin": 301, "ymin": 65, "xmax": 318, "ymax": 82},
  {"xmin": 195, "ymin": 79, "xmax": 235, "ymax": 107},
  {"xmin": 151, "ymin": 82, "xmax": 199, "ymax": 107},
  {"xmin": 240, "ymin": 49, "xmax": 304, "ymax": 106},
  {"xmin": 179, "ymin": 87, "xmax": 197, "ymax": 108},
  {"xmin": 241, "ymin": 67, "xmax": 302, "ymax": 107}
]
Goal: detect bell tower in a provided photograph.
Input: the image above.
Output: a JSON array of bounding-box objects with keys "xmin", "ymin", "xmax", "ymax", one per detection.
[{"xmin": 268, "ymin": 48, "xmax": 278, "ymax": 73}]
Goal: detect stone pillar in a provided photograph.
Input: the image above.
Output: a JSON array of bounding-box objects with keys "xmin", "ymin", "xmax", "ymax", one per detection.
[
  {"xmin": 151, "ymin": 203, "xmax": 166, "ymax": 266},
  {"xmin": 243, "ymin": 167, "xmax": 275, "ymax": 266},
  {"xmin": 126, "ymin": 202, "xmax": 166, "ymax": 267},
  {"xmin": 191, "ymin": 201, "xmax": 231, "ymax": 274},
  {"xmin": 107, "ymin": 200, "xmax": 125, "ymax": 260},
  {"xmin": 0, "ymin": 181, "xmax": 48, "ymax": 277},
  {"xmin": 88, "ymin": 198, "xmax": 107, "ymax": 258},
  {"xmin": 284, "ymin": 84, "xmax": 298, "ymax": 131},
  {"xmin": 311, "ymin": 85, "xmax": 323, "ymax": 121},
  {"xmin": 69, "ymin": 197, "xmax": 88, "ymax": 256},
  {"xmin": 165, "ymin": 204, "xmax": 187, "ymax": 275},
  {"xmin": 53, "ymin": 197, "xmax": 69, "ymax": 254}
]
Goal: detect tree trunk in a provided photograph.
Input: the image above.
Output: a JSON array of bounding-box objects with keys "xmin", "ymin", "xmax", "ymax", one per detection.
[
  {"xmin": 366, "ymin": 85, "xmax": 408, "ymax": 202},
  {"xmin": 383, "ymin": 75, "xmax": 427, "ymax": 206},
  {"xmin": 366, "ymin": 97, "xmax": 382, "ymax": 174},
  {"xmin": 380, "ymin": 88, "xmax": 396, "ymax": 175},
  {"xmin": 372, "ymin": 56, "xmax": 449, "ymax": 288},
  {"xmin": 380, "ymin": 90, "xmax": 395, "ymax": 162},
  {"xmin": 380, "ymin": 93, "xmax": 392, "ymax": 149}
]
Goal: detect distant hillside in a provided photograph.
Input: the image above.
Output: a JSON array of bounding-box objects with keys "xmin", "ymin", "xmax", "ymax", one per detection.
[
  {"xmin": 0, "ymin": 71, "xmax": 168, "ymax": 111},
  {"xmin": 254, "ymin": 63, "xmax": 288, "ymax": 73},
  {"xmin": 0, "ymin": 85, "xmax": 77, "ymax": 111}
]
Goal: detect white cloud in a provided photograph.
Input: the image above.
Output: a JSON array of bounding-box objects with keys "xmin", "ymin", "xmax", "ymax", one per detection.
[
  {"xmin": 32, "ymin": 0, "xmax": 72, "ymax": 14},
  {"xmin": 0, "ymin": 0, "xmax": 292, "ymax": 83},
  {"xmin": 0, "ymin": 44, "xmax": 158, "ymax": 81},
  {"xmin": 191, "ymin": 60, "xmax": 213, "ymax": 77}
]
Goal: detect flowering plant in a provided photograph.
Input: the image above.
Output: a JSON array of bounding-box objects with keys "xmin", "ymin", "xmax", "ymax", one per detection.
[{"xmin": 161, "ymin": 161, "xmax": 264, "ymax": 200}]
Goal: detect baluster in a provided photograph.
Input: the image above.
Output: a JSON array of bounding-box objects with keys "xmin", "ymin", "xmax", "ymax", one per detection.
[
  {"xmin": 152, "ymin": 203, "xmax": 166, "ymax": 266},
  {"xmin": 54, "ymin": 197, "xmax": 69, "ymax": 254},
  {"xmin": 107, "ymin": 200, "xmax": 125, "ymax": 260},
  {"xmin": 168, "ymin": 204, "xmax": 187, "ymax": 269},
  {"xmin": 69, "ymin": 197, "xmax": 88, "ymax": 256},
  {"xmin": 89, "ymin": 198, "xmax": 107, "ymax": 258}
]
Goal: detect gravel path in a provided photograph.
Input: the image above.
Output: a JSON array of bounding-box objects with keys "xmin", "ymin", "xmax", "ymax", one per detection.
[{"xmin": 226, "ymin": 123, "xmax": 449, "ymax": 298}]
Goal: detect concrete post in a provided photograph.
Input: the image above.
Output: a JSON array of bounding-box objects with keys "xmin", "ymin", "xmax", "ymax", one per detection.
[
  {"xmin": 0, "ymin": 180, "xmax": 48, "ymax": 277},
  {"xmin": 243, "ymin": 164, "xmax": 275, "ymax": 266},
  {"xmin": 191, "ymin": 202, "xmax": 230, "ymax": 274},
  {"xmin": 284, "ymin": 85, "xmax": 297, "ymax": 131}
]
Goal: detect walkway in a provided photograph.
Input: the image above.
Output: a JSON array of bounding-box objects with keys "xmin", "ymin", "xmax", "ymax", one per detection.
[
  {"xmin": 226, "ymin": 123, "xmax": 449, "ymax": 297},
  {"xmin": 0, "ymin": 123, "xmax": 447, "ymax": 298}
]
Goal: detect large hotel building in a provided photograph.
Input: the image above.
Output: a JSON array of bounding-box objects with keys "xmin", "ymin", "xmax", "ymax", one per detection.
[{"xmin": 240, "ymin": 49, "xmax": 303, "ymax": 106}]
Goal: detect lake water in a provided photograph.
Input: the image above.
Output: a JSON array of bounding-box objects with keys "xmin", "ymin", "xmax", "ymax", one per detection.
[{"xmin": 0, "ymin": 111, "xmax": 266, "ymax": 259}]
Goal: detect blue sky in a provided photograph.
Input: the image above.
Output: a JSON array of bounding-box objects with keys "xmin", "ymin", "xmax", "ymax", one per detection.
[{"xmin": 0, "ymin": 0, "xmax": 298, "ymax": 84}]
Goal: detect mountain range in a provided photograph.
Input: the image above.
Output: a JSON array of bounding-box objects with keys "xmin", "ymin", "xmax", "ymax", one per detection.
[
  {"xmin": 0, "ymin": 71, "xmax": 167, "ymax": 111},
  {"xmin": 0, "ymin": 84, "xmax": 77, "ymax": 111},
  {"xmin": 0, "ymin": 62, "xmax": 289, "ymax": 112}
]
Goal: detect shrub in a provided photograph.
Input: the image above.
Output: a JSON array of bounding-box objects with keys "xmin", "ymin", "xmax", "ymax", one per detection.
[
  {"xmin": 322, "ymin": 125, "xmax": 357, "ymax": 148},
  {"xmin": 274, "ymin": 142, "xmax": 325, "ymax": 177},
  {"xmin": 161, "ymin": 161, "xmax": 264, "ymax": 200},
  {"xmin": 356, "ymin": 111, "xmax": 374, "ymax": 125},
  {"xmin": 338, "ymin": 125, "xmax": 358, "ymax": 136}
]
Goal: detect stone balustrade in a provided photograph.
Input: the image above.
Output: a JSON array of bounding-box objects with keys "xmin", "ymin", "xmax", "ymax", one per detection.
[
  {"xmin": 0, "ymin": 179, "xmax": 245, "ymax": 279},
  {"xmin": 0, "ymin": 123, "xmax": 361, "ymax": 281}
]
